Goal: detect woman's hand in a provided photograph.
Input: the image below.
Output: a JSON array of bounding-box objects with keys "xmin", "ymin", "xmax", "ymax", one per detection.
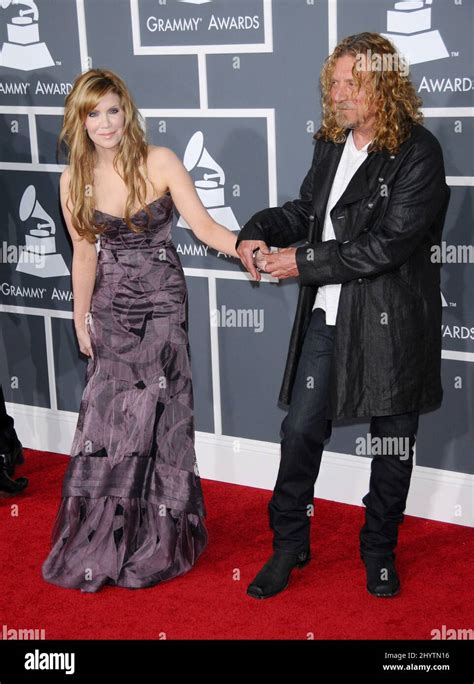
[
  {"xmin": 237, "ymin": 240, "xmax": 270, "ymax": 281},
  {"xmin": 76, "ymin": 323, "xmax": 94, "ymax": 358}
]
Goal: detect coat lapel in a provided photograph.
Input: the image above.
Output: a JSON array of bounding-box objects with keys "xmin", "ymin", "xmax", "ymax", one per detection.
[
  {"xmin": 336, "ymin": 151, "xmax": 388, "ymax": 207},
  {"xmin": 310, "ymin": 140, "xmax": 344, "ymax": 240},
  {"xmin": 311, "ymin": 132, "xmax": 391, "ymax": 242}
]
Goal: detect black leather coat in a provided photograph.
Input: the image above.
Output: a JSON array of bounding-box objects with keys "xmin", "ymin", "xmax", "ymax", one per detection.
[{"xmin": 236, "ymin": 123, "xmax": 450, "ymax": 419}]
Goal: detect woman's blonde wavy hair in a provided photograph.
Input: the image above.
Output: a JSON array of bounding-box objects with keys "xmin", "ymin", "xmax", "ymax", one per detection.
[
  {"xmin": 316, "ymin": 32, "xmax": 424, "ymax": 154},
  {"xmin": 59, "ymin": 68, "xmax": 154, "ymax": 243}
]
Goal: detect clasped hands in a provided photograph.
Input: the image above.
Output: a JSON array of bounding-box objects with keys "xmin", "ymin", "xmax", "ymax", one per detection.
[{"xmin": 236, "ymin": 240, "xmax": 299, "ymax": 282}]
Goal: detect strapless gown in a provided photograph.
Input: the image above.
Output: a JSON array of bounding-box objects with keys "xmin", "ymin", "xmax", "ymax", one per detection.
[{"xmin": 42, "ymin": 194, "xmax": 208, "ymax": 591}]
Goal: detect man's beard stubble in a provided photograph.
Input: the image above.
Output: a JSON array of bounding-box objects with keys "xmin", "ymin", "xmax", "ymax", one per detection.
[{"xmin": 335, "ymin": 108, "xmax": 358, "ymax": 130}]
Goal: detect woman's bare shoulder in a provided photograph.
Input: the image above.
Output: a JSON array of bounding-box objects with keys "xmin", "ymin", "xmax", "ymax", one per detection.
[
  {"xmin": 60, "ymin": 165, "xmax": 71, "ymax": 183},
  {"xmin": 147, "ymin": 145, "xmax": 180, "ymax": 166}
]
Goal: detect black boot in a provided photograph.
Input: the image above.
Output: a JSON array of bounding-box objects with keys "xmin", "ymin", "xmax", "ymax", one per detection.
[
  {"xmin": 362, "ymin": 554, "xmax": 400, "ymax": 597},
  {"xmin": 247, "ymin": 549, "xmax": 311, "ymax": 599},
  {"xmin": 1, "ymin": 439, "xmax": 25, "ymax": 478},
  {"xmin": 0, "ymin": 453, "xmax": 28, "ymax": 495}
]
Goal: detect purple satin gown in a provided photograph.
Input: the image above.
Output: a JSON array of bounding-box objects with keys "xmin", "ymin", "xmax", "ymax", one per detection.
[{"xmin": 42, "ymin": 194, "xmax": 208, "ymax": 591}]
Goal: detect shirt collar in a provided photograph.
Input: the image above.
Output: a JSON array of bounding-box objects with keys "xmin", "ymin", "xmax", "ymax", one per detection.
[{"xmin": 347, "ymin": 129, "xmax": 372, "ymax": 154}]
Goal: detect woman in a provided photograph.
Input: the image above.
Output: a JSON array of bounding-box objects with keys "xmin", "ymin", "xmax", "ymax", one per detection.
[{"xmin": 42, "ymin": 69, "xmax": 238, "ymax": 592}]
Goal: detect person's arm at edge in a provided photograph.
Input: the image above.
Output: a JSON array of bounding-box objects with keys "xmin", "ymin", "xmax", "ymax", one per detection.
[{"xmin": 60, "ymin": 167, "xmax": 97, "ymax": 357}]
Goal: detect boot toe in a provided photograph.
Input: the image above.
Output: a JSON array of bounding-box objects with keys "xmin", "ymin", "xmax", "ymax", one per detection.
[
  {"xmin": 363, "ymin": 555, "xmax": 400, "ymax": 598},
  {"xmin": 369, "ymin": 580, "xmax": 400, "ymax": 597},
  {"xmin": 246, "ymin": 583, "xmax": 266, "ymax": 599},
  {"xmin": 246, "ymin": 550, "xmax": 309, "ymax": 599}
]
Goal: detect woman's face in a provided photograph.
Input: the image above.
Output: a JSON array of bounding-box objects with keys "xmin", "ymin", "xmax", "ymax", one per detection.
[{"xmin": 84, "ymin": 91, "xmax": 125, "ymax": 151}]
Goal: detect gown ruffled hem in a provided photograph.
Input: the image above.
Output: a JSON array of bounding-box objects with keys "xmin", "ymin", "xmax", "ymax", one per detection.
[{"xmin": 42, "ymin": 494, "xmax": 208, "ymax": 592}]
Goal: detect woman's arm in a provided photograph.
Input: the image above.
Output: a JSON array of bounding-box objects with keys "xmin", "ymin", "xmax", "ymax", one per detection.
[
  {"xmin": 60, "ymin": 168, "xmax": 97, "ymax": 357},
  {"xmin": 151, "ymin": 147, "xmax": 239, "ymax": 258}
]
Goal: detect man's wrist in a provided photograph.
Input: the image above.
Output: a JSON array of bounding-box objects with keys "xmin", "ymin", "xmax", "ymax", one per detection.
[{"xmin": 296, "ymin": 244, "xmax": 315, "ymax": 283}]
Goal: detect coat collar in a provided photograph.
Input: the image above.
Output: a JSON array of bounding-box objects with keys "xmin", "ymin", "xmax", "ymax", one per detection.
[{"xmin": 311, "ymin": 129, "xmax": 392, "ymax": 228}]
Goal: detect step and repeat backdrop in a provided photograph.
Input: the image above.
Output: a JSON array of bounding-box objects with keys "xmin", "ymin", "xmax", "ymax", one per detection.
[{"xmin": 0, "ymin": 1, "xmax": 472, "ymax": 481}]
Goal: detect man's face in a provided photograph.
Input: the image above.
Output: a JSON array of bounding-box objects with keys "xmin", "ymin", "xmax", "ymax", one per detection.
[{"xmin": 330, "ymin": 54, "xmax": 376, "ymax": 133}]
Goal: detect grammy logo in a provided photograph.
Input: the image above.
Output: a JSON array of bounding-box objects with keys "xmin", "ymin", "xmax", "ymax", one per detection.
[
  {"xmin": 0, "ymin": 0, "xmax": 54, "ymax": 71},
  {"xmin": 177, "ymin": 131, "xmax": 240, "ymax": 232},
  {"xmin": 16, "ymin": 185, "xmax": 69, "ymax": 278},
  {"xmin": 382, "ymin": 0, "xmax": 449, "ymax": 65}
]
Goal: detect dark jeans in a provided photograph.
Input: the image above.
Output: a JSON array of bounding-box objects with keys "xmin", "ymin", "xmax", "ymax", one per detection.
[
  {"xmin": 269, "ymin": 307, "xmax": 419, "ymax": 558},
  {"xmin": 0, "ymin": 384, "xmax": 17, "ymax": 452}
]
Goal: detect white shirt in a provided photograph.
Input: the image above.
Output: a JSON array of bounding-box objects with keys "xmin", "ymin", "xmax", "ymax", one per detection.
[{"xmin": 313, "ymin": 130, "xmax": 371, "ymax": 325}]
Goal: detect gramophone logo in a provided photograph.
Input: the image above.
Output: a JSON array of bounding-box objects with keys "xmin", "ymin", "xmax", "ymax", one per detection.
[
  {"xmin": 0, "ymin": 0, "xmax": 54, "ymax": 71},
  {"xmin": 382, "ymin": 0, "xmax": 449, "ymax": 65},
  {"xmin": 177, "ymin": 131, "xmax": 240, "ymax": 232},
  {"xmin": 16, "ymin": 185, "xmax": 69, "ymax": 278}
]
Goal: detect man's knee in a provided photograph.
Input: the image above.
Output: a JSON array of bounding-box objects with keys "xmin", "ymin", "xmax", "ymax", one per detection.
[{"xmin": 281, "ymin": 412, "xmax": 331, "ymax": 445}]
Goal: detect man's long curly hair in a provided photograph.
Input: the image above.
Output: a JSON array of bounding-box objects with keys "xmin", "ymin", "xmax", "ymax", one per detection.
[
  {"xmin": 316, "ymin": 32, "xmax": 424, "ymax": 154},
  {"xmin": 59, "ymin": 69, "xmax": 154, "ymax": 243}
]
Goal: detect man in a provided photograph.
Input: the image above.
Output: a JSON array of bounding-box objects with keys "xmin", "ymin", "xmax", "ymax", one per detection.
[
  {"xmin": 236, "ymin": 32, "xmax": 450, "ymax": 599},
  {"xmin": 0, "ymin": 384, "xmax": 28, "ymax": 495}
]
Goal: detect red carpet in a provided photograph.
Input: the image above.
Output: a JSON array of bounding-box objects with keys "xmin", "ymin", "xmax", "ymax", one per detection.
[{"xmin": 0, "ymin": 450, "xmax": 472, "ymax": 640}]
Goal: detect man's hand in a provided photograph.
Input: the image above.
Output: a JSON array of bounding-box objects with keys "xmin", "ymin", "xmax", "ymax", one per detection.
[
  {"xmin": 237, "ymin": 239, "xmax": 270, "ymax": 281},
  {"xmin": 263, "ymin": 247, "xmax": 299, "ymax": 280}
]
